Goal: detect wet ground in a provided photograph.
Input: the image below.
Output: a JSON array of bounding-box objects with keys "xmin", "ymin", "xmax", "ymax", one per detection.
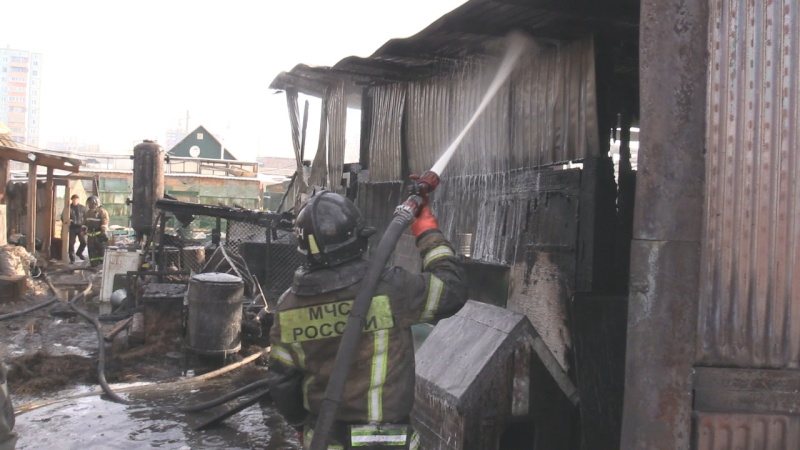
[
  {"xmin": 0, "ymin": 265, "xmax": 300, "ymax": 449},
  {"xmin": 14, "ymin": 374, "xmax": 299, "ymax": 449}
]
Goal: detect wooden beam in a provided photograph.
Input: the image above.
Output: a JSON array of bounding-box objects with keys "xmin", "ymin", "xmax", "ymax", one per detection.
[
  {"xmin": 26, "ymin": 163, "xmax": 37, "ymax": 252},
  {"xmin": 0, "ymin": 158, "xmax": 8, "ymax": 204},
  {"xmin": 61, "ymin": 183, "xmax": 71, "ymax": 262},
  {"xmin": 42, "ymin": 167, "xmax": 55, "ymax": 258},
  {"xmin": 0, "ymin": 146, "xmax": 81, "ymax": 172}
]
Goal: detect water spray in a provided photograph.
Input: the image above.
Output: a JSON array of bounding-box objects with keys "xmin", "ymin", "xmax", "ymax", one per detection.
[
  {"xmin": 431, "ymin": 32, "xmax": 529, "ymax": 176},
  {"xmin": 310, "ymin": 33, "xmax": 529, "ymax": 450}
]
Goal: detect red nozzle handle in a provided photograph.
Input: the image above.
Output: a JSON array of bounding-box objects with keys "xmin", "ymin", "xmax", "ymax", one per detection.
[{"xmin": 409, "ymin": 170, "xmax": 440, "ymax": 196}]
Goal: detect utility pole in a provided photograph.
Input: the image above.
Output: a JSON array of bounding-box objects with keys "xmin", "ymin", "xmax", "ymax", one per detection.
[{"xmin": 185, "ymin": 110, "xmax": 190, "ymax": 134}]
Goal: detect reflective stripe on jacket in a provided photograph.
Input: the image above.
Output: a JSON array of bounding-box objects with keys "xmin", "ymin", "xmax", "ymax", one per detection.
[{"xmin": 268, "ymin": 229, "xmax": 467, "ymax": 428}]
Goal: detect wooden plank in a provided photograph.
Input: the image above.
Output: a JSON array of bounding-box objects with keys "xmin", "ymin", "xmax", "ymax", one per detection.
[
  {"xmin": 27, "ymin": 163, "xmax": 37, "ymax": 252},
  {"xmin": 61, "ymin": 183, "xmax": 71, "ymax": 262},
  {"xmin": 42, "ymin": 167, "xmax": 54, "ymax": 257},
  {"xmin": 104, "ymin": 317, "xmax": 133, "ymax": 341},
  {"xmin": 0, "ymin": 158, "xmax": 8, "ymax": 202},
  {"xmin": 0, "ymin": 147, "xmax": 80, "ymax": 172}
]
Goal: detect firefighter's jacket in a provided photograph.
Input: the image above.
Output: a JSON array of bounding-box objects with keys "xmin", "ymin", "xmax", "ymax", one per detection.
[
  {"xmin": 268, "ymin": 229, "xmax": 468, "ymax": 428},
  {"xmin": 84, "ymin": 206, "xmax": 109, "ymax": 232}
]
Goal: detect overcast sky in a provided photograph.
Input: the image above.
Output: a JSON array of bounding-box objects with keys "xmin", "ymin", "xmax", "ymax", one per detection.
[{"xmin": 5, "ymin": 0, "xmax": 467, "ymax": 160}]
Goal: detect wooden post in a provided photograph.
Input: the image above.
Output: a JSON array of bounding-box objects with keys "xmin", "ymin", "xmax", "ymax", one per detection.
[
  {"xmin": 27, "ymin": 163, "xmax": 37, "ymax": 252},
  {"xmin": 61, "ymin": 182, "xmax": 71, "ymax": 262},
  {"xmin": 0, "ymin": 159, "xmax": 8, "ymax": 246},
  {"xmin": 42, "ymin": 167, "xmax": 54, "ymax": 258},
  {"xmin": 0, "ymin": 158, "xmax": 8, "ymax": 204}
]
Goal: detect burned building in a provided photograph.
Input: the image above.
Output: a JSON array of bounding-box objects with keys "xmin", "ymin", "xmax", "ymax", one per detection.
[{"xmin": 270, "ymin": 0, "xmax": 800, "ymax": 449}]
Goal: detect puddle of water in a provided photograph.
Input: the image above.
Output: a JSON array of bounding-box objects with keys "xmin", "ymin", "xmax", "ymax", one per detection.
[{"xmin": 15, "ymin": 381, "xmax": 301, "ymax": 449}]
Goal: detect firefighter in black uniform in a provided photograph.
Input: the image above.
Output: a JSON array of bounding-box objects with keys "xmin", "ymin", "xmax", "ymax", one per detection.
[
  {"xmin": 83, "ymin": 195, "xmax": 109, "ymax": 267},
  {"xmin": 268, "ymin": 190, "xmax": 468, "ymax": 449}
]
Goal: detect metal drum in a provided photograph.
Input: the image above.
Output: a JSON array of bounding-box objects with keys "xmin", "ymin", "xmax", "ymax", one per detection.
[{"xmin": 186, "ymin": 272, "xmax": 244, "ymax": 356}]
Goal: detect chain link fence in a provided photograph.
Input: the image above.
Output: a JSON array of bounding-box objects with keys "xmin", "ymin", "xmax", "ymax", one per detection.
[
  {"xmin": 152, "ymin": 217, "xmax": 301, "ymax": 307},
  {"xmin": 226, "ymin": 221, "xmax": 302, "ymax": 307}
]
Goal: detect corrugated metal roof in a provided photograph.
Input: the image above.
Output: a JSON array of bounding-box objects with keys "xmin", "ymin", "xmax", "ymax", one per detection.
[{"xmin": 270, "ymin": 0, "xmax": 638, "ymax": 95}]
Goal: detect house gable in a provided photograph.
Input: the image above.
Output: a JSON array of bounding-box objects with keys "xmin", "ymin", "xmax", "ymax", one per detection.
[{"xmin": 168, "ymin": 125, "xmax": 237, "ymax": 160}]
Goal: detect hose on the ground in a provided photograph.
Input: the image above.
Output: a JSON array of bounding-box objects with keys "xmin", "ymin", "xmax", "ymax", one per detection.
[
  {"xmin": 177, "ymin": 378, "xmax": 271, "ymax": 412},
  {"xmin": 194, "ymin": 389, "xmax": 272, "ymax": 430},
  {"xmin": 0, "ymin": 297, "xmax": 59, "ymax": 321},
  {"xmin": 15, "ymin": 348, "xmax": 269, "ymax": 415},
  {"xmin": 18, "ymin": 270, "xmax": 270, "ymax": 426},
  {"xmin": 43, "ymin": 273, "xmax": 130, "ymax": 404}
]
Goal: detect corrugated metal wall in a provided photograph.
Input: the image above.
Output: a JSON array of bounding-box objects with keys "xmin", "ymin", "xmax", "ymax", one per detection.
[
  {"xmin": 699, "ymin": 0, "xmax": 800, "ymax": 369},
  {"xmin": 366, "ymin": 84, "xmax": 405, "ymax": 182},
  {"xmin": 366, "ymin": 36, "xmax": 599, "ymax": 183},
  {"xmin": 694, "ymin": 1, "xmax": 800, "ymax": 447},
  {"xmin": 695, "ymin": 414, "xmax": 800, "ymax": 448},
  {"xmin": 327, "ymin": 82, "xmax": 347, "ymax": 195}
]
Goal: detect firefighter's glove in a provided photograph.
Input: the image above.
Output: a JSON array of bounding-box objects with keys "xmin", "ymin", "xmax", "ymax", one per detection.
[
  {"xmin": 410, "ymin": 204, "xmax": 438, "ymax": 238},
  {"xmin": 99, "ymin": 233, "xmax": 109, "ymax": 243}
]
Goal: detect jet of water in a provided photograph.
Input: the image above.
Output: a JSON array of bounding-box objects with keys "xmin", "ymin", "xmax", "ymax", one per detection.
[{"xmin": 430, "ymin": 32, "xmax": 531, "ymax": 176}]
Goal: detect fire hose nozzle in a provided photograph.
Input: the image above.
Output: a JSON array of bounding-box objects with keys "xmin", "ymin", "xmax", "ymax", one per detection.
[{"xmin": 409, "ymin": 170, "xmax": 440, "ymax": 196}]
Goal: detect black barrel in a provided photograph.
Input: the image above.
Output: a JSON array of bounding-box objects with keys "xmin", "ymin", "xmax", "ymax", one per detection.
[
  {"xmin": 186, "ymin": 272, "xmax": 244, "ymax": 356},
  {"xmin": 131, "ymin": 140, "xmax": 164, "ymax": 237}
]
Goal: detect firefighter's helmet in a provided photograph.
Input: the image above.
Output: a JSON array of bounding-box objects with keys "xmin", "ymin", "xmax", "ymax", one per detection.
[
  {"xmin": 86, "ymin": 195, "xmax": 101, "ymax": 209},
  {"xmin": 294, "ymin": 190, "xmax": 374, "ymax": 268}
]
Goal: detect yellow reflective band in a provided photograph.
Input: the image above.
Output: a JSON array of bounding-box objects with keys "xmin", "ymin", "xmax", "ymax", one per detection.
[
  {"xmin": 280, "ymin": 296, "xmax": 395, "ymax": 343},
  {"xmin": 368, "ymin": 329, "xmax": 389, "ymax": 422},
  {"xmin": 308, "ymin": 234, "xmax": 320, "ymax": 254},
  {"xmin": 270, "ymin": 345, "xmax": 295, "ymax": 367},
  {"xmin": 423, "ymin": 245, "xmax": 454, "ymax": 268},
  {"xmin": 421, "ymin": 275, "xmax": 444, "ymax": 321},
  {"xmin": 409, "ymin": 430, "xmax": 420, "ymax": 450},
  {"xmin": 351, "ymin": 424, "xmax": 409, "ymax": 447},
  {"xmin": 303, "ymin": 375, "xmax": 314, "ymax": 412},
  {"xmin": 291, "ymin": 342, "xmax": 306, "ymax": 369},
  {"xmin": 305, "ymin": 427, "xmax": 345, "ymax": 450}
]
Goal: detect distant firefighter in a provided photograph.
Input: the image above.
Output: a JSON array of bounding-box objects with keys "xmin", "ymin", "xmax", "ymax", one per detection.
[{"xmin": 83, "ymin": 196, "xmax": 109, "ymax": 267}]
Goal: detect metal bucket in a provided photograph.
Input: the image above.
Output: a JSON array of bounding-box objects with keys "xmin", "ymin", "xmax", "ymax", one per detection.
[{"xmin": 186, "ymin": 272, "xmax": 244, "ymax": 356}]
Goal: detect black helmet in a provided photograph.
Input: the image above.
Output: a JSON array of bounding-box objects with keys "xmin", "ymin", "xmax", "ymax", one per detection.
[
  {"xmin": 295, "ymin": 191, "xmax": 373, "ymax": 268},
  {"xmin": 86, "ymin": 195, "xmax": 100, "ymax": 209}
]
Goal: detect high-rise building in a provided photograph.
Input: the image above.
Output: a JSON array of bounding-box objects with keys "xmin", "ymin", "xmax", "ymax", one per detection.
[{"xmin": 0, "ymin": 47, "xmax": 42, "ymax": 147}]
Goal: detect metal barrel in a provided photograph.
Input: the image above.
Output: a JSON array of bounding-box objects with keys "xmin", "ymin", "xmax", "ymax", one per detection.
[{"xmin": 186, "ymin": 272, "xmax": 244, "ymax": 356}]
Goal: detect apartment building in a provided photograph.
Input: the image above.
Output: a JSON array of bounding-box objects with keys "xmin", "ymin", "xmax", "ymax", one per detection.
[{"xmin": 0, "ymin": 47, "xmax": 42, "ymax": 147}]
